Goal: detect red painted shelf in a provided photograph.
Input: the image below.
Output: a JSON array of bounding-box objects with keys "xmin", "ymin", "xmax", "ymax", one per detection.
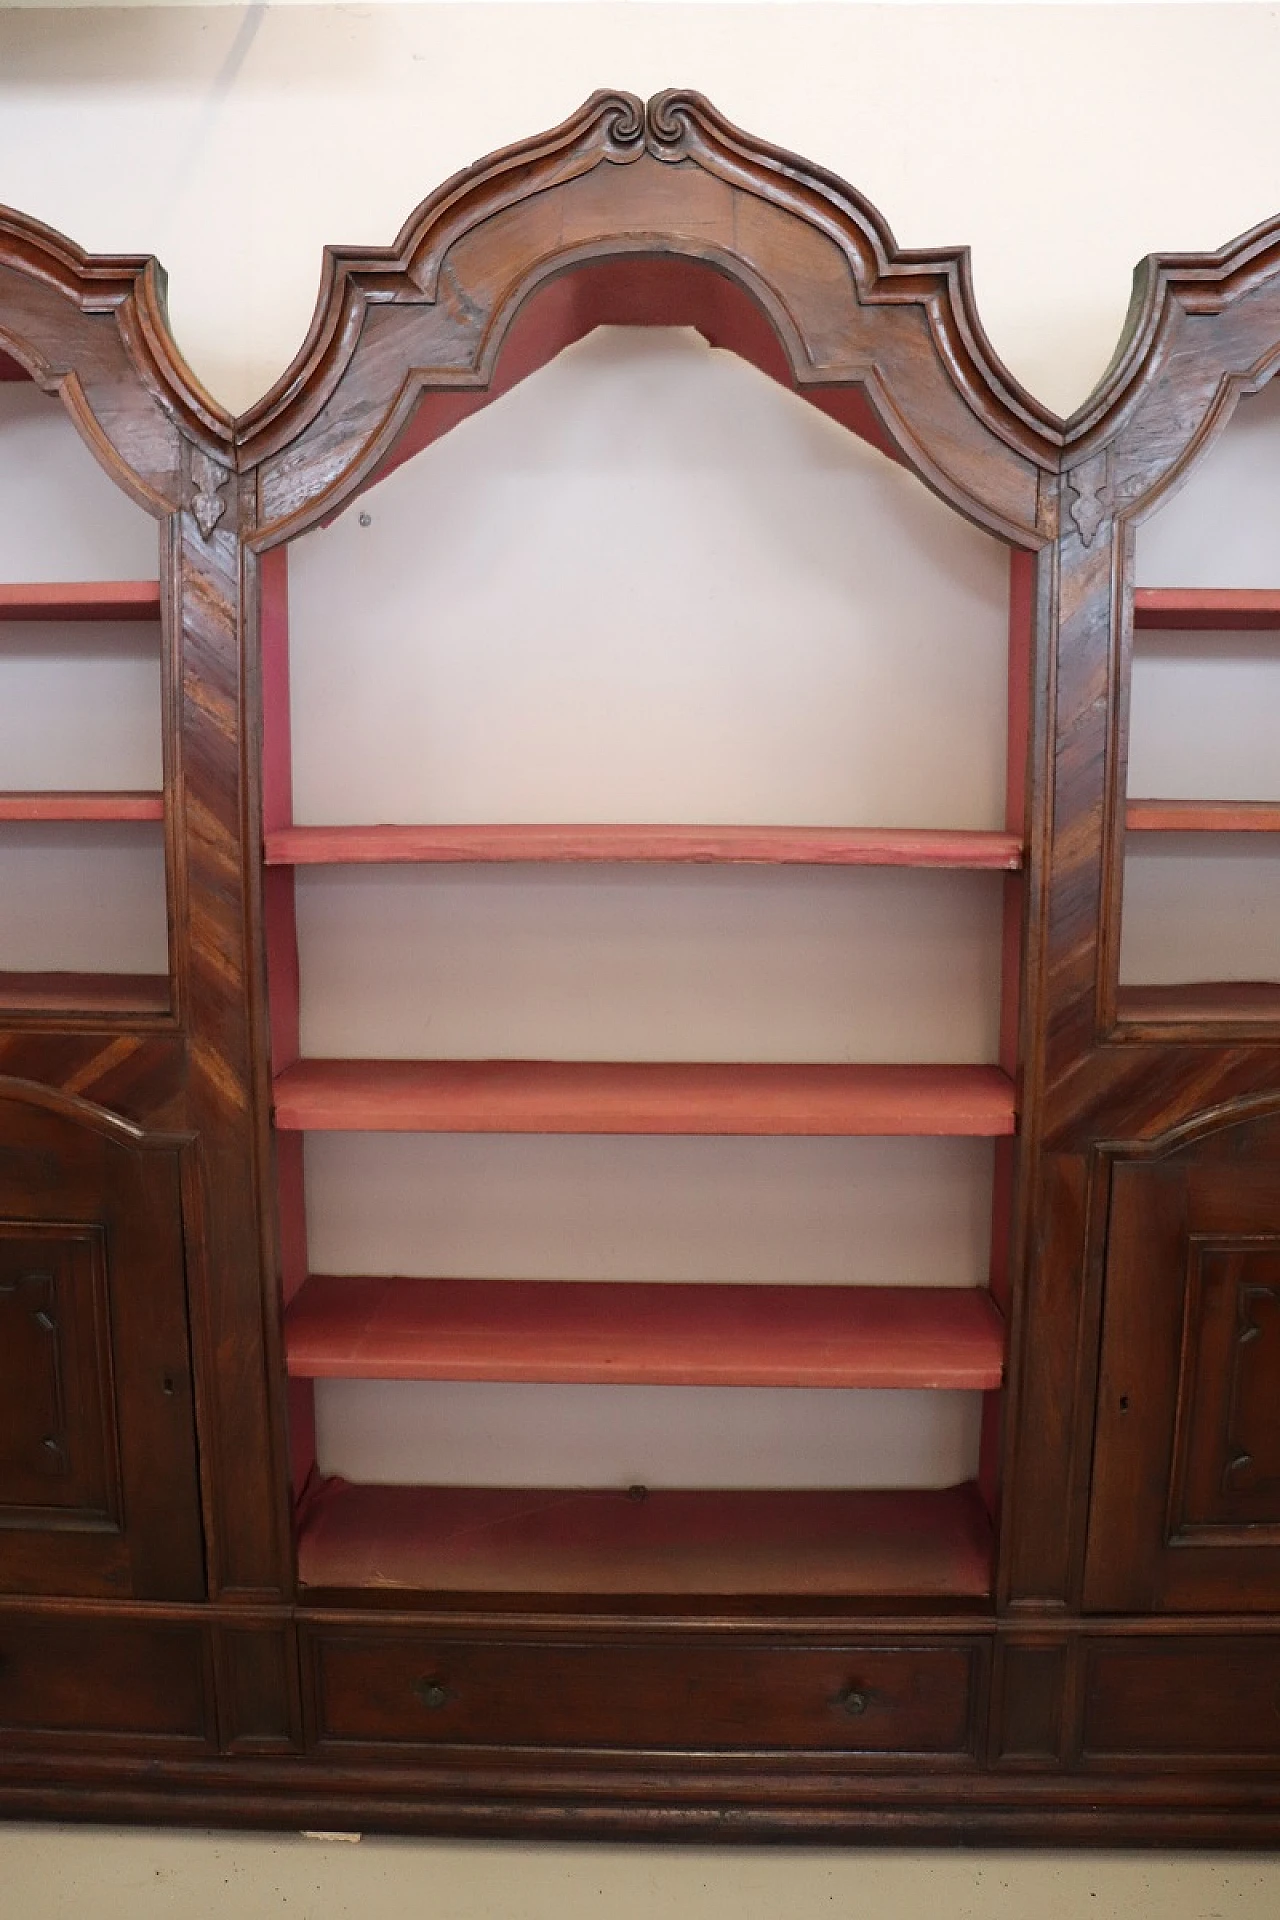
[
  {"xmin": 0, "ymin": 350, "xmax": 28, "ymax": 382},
  {"xmin": 297, "ymin": 1477, "xmax": 994, "ymax": 1599},
  {"xmin": 1133, "ymin": 588, "xmax": 1280, "ymax": 630},
  {"xmin": 273, "ymin": 1059, "xmax": 1017, "ymax": 1138},
  {"xmin": 0, "ymin": 970, "xmax": 169, "ymax": 1015},
  {"xmin": 286, "ymin": 1276, "xmax": 1006, "ymax": 1389},
  {"xmin": 1117, "ymin": 981, "xmax": 1280, "ymax": 1024},
  {"xmin": 0, "ymin": 791, "xmax": 164, "ymax": 823},
  {"xmin": 1126, "ymin": 799, "xmax": 1280, "ymax": 833},
  {"xmin": 0, "ymin": 581, "xmax": 162, "ymax": 622},
  {"xmin": 265, "ymin": 822, "xmax": 1024, "ymax": 870}
]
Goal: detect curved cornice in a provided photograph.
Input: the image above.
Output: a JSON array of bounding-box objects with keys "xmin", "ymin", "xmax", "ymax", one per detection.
[
  {"xmin": 644, "ymin": 90, "xmax": 1061, "ymax": 462},
  {"xmin": 238, "ymin": 89, "xmax": 1062, "ymax": 528},
  {"xmin": 0, "ymin": 204, "xmax": 232, "ymax": 458},
  {"xmin": 1066, "ymin": 211, "xmax": 1280, "ymax": 456},
  {"xmin": 236, "ymin": 90, "xmax": 644, "ymax": 461}
]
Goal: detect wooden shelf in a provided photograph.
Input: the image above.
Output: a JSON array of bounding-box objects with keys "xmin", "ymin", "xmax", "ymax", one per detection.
[
  {"xmin": 285, "ymin": 1276, "xmax": 1006, "ymax": 1389},
  {"xmin": 0, "ymin": 581, "xmax": 162, "ymax": 622},
  {"xmin": 273, "ymin": 1060, "xmax": 1017, "ymax": 1138},
  {"xmin": 296, "ymin": 1477, "xmax": 994, "ymax": 1599},
  {"xmin": 1133, "ymin": 588, "xmax": 1280, "ymax": 631},
  {"xmin": 0, "ymin": 791, "xmax": 164, "ymax": 823},
  {"xmin": 1126, "ymin": 799, "xmax": 1280, "ymax": 834},
  {"xmin": 1117, "ymin": 981, "xmax": 1280, "ymax": 1024},
  {"xmin": 265, "ymin": 822, "xmax": 1024, "ymax": 870},
  {"xmin": 0, "ymin": 970, "xmax": 169, "ymax": 1015}
]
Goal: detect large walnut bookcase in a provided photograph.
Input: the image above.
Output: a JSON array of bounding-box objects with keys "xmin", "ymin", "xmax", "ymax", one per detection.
[{"xmin": 1, "ymin": 91, "xmax": 1279, "ymax": 1840}]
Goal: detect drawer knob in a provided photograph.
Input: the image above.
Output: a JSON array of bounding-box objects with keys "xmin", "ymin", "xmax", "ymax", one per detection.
[
  {"xmin": 413, "ymin": 1677, "xmax": 450, "ymax": 1711},
  {"xmin": 834, "ymin": 1684, "xmax": 871, "ymax": 1718}
]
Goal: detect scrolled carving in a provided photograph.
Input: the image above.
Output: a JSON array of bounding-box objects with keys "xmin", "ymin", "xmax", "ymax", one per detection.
[
  {"xmin": 646, "ymin": 90, "xmax": 700, "ymax": 161},
  {"xmin": 598, "ymin": 90, "xmax": 646, "ymax": 161}
]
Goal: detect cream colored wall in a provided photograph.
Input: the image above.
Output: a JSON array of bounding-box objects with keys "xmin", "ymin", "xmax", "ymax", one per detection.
[
  {"xmin": 2, "ymin": 4, "xmax": 1280, "ymax": 1909},
  {"xmin": 5, "ymin": 4, "xmax": 1280, "ymax": 418}
]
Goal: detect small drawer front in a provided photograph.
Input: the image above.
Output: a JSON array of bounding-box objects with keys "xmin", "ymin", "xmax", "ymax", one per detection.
[
  {"xmin": 309, "ymin": 1631, "xmax": 983, "ymax": 1756},
  {"xmin": 0, "ymin": 1616, "xmax": 211, "ymax": 1743},
  {"xmin": 1082, "ymin": 1637, "xmax": 1280, "ymax": 1763}
]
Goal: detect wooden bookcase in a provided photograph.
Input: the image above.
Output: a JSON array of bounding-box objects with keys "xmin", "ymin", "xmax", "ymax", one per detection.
[{"xmin": 2, "ymin": 91, "xmax": 1280, "ymax": 1840}]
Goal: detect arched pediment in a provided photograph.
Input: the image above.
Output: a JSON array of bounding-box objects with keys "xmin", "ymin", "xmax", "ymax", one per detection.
[
  {"xmin": 0, "ymin": 204, "xmax": 231, "ymax": 515},
  {"xmin": 1065, "ymin": 212, "xmax": 1280, "ymax": 529},
  {"xmin": 239, "ymin": 91, "xmax": 1061, "ymax": 547}
]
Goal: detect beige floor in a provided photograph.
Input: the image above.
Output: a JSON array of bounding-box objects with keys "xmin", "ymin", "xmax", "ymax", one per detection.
[{"xmin": 2, "ymin": 1828, "xmax": 1280, "ymax": 1919}]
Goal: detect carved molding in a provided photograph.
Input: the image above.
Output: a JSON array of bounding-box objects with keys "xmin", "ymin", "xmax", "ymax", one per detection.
[
  {"xmin": 0, "ymin": 205, "xmax": 231, "ymax": 457},
  {"xmin": 236, "ymin": 89, "xmax": 1062, "ymax": 491},
  {"xmin": 1067, "ymin": 210, "xmax": 1280, "ymax": 455}
]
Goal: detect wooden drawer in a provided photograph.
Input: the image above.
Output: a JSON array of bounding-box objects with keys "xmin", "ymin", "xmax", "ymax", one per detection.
[
  {"xmin": 1082, "ymin": 1637, "xmax": 1280, "ymax": 1764},
  {"xmin": 307, "ymin": 1630, "xmax": 985, "ymax": 1757},
  {"xmin": 0, "ymin": 1615, "xmax": 212, "ymax": 1744}
]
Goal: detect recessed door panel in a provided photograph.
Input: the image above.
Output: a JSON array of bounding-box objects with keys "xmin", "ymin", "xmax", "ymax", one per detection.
[
  {"xmin": 0, "ymin": 1088, "xmax": 204, "ymax": 1600},
  {"xmin": 1086, "ymin": 1117, "xmax": 1280, "ymax": 1612},
  {"xmin": 0, "ymin": 1225, "xmax": 118, "ymax": 1524}
]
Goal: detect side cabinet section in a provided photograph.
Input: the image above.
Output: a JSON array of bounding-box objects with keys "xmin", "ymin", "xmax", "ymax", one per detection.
[
  {"xmin": 0, "ymin": 1087, "xmax": 205, "ymax": 1600},
  {"xmin": 1085, "ymin": 1117, "xmax": 1280, "ymax": 1613}
]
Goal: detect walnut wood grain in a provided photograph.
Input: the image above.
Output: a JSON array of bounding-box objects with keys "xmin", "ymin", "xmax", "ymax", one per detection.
[
  {"xmin": 1116, "ymin": 982, "xmax": 1280, "ymax": 1023},
  {"xmin": 9, "ymin": 85, "xmax": 1280, "ymax": 1840},
  {"xmin": 0, "ymin": 971, "xmax": 169, "ymax": 1015}
]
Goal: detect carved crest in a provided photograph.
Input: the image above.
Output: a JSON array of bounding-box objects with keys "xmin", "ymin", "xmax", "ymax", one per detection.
[
  {"xmin": 1066, "ymin": 448, "xmax": 1112, "ymax": 547},
  {"xmin": 191, "ymin": 449, "xmax": 229, "ymax": 539}
]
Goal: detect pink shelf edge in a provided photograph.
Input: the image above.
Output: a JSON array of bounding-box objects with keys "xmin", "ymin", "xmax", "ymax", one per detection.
[
  {"xmin": 272, "ymin": 1059, "xmax": 1018, "ymax": 1138},
  {"xmin": 0, "ymin": 791, "xmax": 164, "ymax": 822},
  {"xmin": 265, "ymin": 823, "xmax": 1025, "ymax": 869},
  {"xmin": 1126, "ymin": 800, "xmax": 1280, "ymax": 833},
  {"xmin": 285, "ymin": 1276, "xmax": 1007, "ymax": 1389},
  {"xmin": 1133, "ymin": 588, "xmax": 1280, "ymax": 630},
  {"xmin": 0, "ymin": 580, "xmax": 162, "ymax": 621}
]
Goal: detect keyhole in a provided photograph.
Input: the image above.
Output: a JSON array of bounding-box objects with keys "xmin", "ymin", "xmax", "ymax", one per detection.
[{"xmin": 1119, "ymin": 1395, "xmax": 1130, "ymax": 1414}]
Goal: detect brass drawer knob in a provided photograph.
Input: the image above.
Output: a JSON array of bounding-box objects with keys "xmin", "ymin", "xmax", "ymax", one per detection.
[
  {"xmin": 413, "ymin": 1677, "xmax": 450, "ymax": 1710},
  {"xmin": 834, "ymin": 1684, "xmax": 871, "ymax": 1717}
]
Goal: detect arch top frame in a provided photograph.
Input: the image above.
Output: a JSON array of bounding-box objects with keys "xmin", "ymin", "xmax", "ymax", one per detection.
[
  {"xmin": 0, "ymin": 204, "xmax": 232, "ymax": 521},
  {"xmin": 238, "ymin": 89, "xmax": 1063, "ymax": 549},
  {"xmin": 1064, "ymin": 211, "xmax": 1280, "ymax": 538}
]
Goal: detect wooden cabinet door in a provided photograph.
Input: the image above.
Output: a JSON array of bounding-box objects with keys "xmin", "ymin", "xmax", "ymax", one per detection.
[
  {"xmin": 1085, "ymin": 1124, "xmax": 1280, "ymax": 1612},
  {"xmin": 0, "ymin": 1088, "xmax": 204, "ymax": 1600}
]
